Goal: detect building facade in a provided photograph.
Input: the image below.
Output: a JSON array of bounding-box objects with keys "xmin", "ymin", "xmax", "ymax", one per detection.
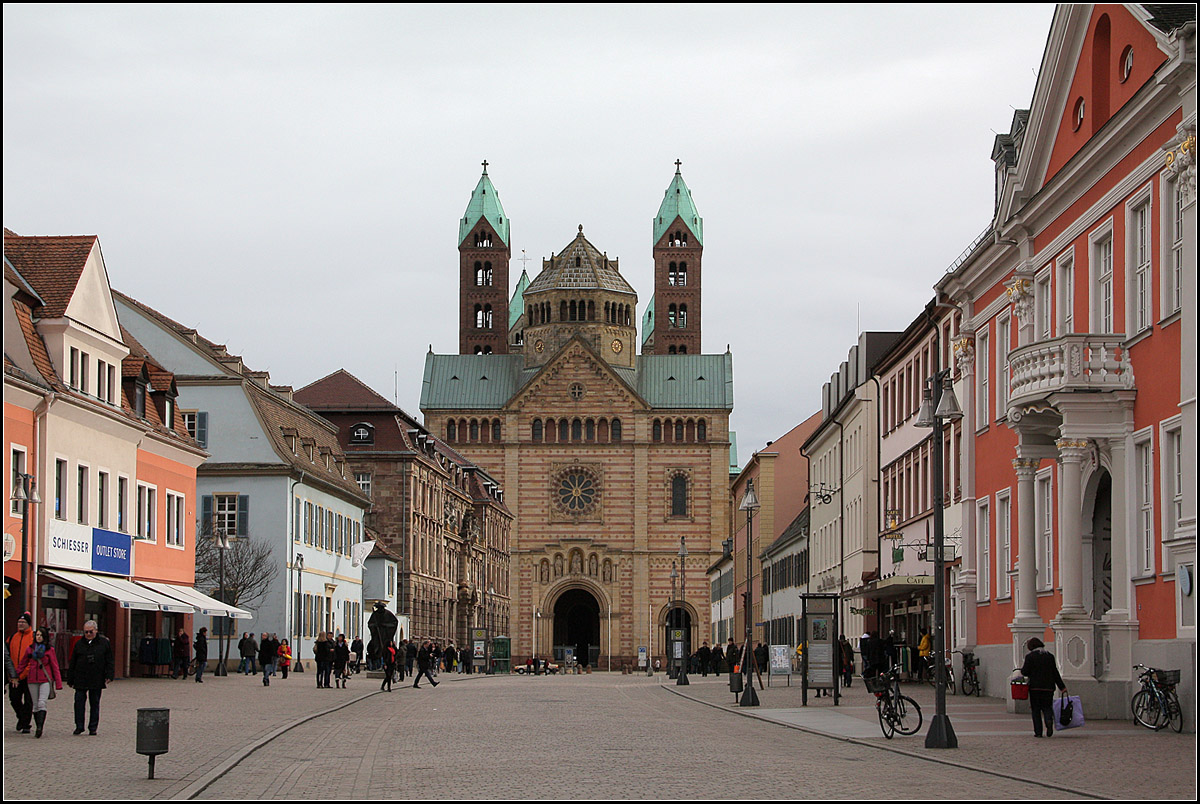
[
  {"xmin": 937, "ymin": 4, "xmax": 1196, "ymax": 722},
  {"xmin": 421, "ymin": 165, "xmax": 734, "ymax": 669},
  {"xmin": 294, "ymin": 369, "xmax": 513, "ymax": 651}
]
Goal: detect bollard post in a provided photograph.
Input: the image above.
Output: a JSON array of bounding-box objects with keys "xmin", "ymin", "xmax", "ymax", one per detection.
[{"xmin": 137, "ymin": 708, "xmax": 170, "ymax": 780}]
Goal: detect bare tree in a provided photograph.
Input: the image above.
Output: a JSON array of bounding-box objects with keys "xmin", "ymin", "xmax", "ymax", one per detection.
[{"xmin": 194, "ymin": 532, "xmax": 279, "ymax": 663}]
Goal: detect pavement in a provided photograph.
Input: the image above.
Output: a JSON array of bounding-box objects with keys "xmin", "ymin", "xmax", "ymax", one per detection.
[{"xmin": 2, "ymin": 668, "xmax": 1194, "ymax": 800}]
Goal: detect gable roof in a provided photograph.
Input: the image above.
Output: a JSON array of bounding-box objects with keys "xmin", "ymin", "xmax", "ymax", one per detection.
[
  {"xmin": 3, "ymin": 228, "xmax": 97, "ymax": 318},
  {"xmin": 295, "ymin": 368, "xmax": 399, "ymax": 411}
]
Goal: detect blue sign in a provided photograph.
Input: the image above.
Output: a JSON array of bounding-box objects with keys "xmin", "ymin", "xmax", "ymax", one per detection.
[{"xmin": 91, "ymin": 528, "xmax": 132, "ymax": 575}]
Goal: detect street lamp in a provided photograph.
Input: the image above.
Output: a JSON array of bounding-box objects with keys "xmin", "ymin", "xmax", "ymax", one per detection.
[
  {"xmin": 915, "ymin": 369, "xmax": 962, "ymax": 749},
  {"xmin": 294, "ymin": 553, "xmax": 305, "ymax": 672},
  {"xmin": 9, "ymin": 472, "xmax": 41, "ymax": 618},
  {"xmin": 676, "ymin": 536, "xmax": 690, "ymax": 686},
  {"xmin": 214, "ymin": 528, "xmax": 232, "ymax": 676},
  {"xmin": 669, "ymin": 561, "xmax": 678, "ymax": 680},
  {"xmin": 738, "ymin": 479, "xmax": 761, "ymax": 707}
]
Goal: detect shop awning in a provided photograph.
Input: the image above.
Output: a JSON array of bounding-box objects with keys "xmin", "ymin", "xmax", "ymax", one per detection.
[
  {"xmin": 42, "ymin": 568, "xmax": 194, "ymax": 613},
  {"xmin": 135, "ymin": 580, "xmax": 253, "ymax": 619}
]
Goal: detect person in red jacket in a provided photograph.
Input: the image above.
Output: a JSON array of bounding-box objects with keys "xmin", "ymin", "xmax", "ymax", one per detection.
[
  {"xmin": 17, "ymin": 626, "xmax": 62, "ymax": 738},
  {"xmin": 7, "ymin": 611, "xmax": 35, "ymax": 733}
]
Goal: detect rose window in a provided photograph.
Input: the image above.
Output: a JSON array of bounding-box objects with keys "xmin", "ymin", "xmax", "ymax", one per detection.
[{"xmin": 554, "ymin": 467, "xmax": 600, "ymax": 516}]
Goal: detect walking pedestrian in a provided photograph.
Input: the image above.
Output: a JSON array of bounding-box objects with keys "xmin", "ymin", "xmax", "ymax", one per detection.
[
  {"xmin": 7, "ymin": 611, "xmax": 35, "ymax": 733},
  {"xmin": 709, "ymin": 643, "xmax": 723, "ymax": 676},
  {"xmin": 444, "ymin": 642, "xmax": 457, "ymax": 674},
  {"xmin": 277, "ymin": 639, "xmax": 292, "ymax": 679},
  {"xmin": 413, "ymin": 641, "xmax": 439, "ymax": 688},
  {"xmin": 381, "ymin": 641, "xmax": 397, "ymax": 691},
  {"xmin": 171, "ymin": 628, "xmax": 190, "ymax": 679},
  {"xmin": 258, "ymin": 632, "xmax": 276, "ymax": 686},
  {"xmin": 1020, "ymin": 637, "xmax": 1068, "ymax": 738},
  {"xmin": 314, "ymin": 632, "xmax": 333, "ymax": 688},
  {"xmin": 725, "ymin": 639, "xmax": 739, "ymax": 675},
  {"xmin": 17, "ymin": 626, "xmax": 62, "ymax": 738},
  {"xmin": 405, "ymin": 639, "xmax": 417, "ymax": 676},
  {"xmin": 67, "ymin": 620, "xmax": 113, "ymax": 735},
  {"xmin": 193, "ymin": 627, "xmax": 208, "ymax": 683},
  {"xmin": 395, "ymin": 639, "xmax": 408, "ymax": 682},
  {"xmin": 333, "ymin": 634, "xmax": 350, "ymax": 688},
  {"xmin": 697, "ymin": 641, "xmax": 712, "ymax": 677},
  {"xmin": 917, "ymin": 628, "xmax": 932, "ymax": 681},
  {"xmin": 350, "ymin": 635, "xmax": 364, "ymax": 674},
  {"xmin": 242, "ymin": 632, "xmax": 259, "ymax": 675},
  {"xmin": 838, "ymin": 635, "xmax": 854, "ymax": 687}
]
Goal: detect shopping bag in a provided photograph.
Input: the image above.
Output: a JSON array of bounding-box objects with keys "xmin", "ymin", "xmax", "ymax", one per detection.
[{"xmin": 1053, "ymin": 692, "xmax": 1085, "ymax": 730}]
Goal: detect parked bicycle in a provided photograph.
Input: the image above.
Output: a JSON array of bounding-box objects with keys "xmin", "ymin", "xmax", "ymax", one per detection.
[
  {"xmin": 957, "ymin": 650, "xmax": 981, "ymax": 696},
  {"xmin": 1131, "ymin": 664, "xmax": 1182, "ymax": 732},
  {"xmin": 924, "ymin": 651, "xmax": 956, "ymax": 694},
  {"xmin": 865, "ymin": 667, "xmax": 923, "ymax": 739}
]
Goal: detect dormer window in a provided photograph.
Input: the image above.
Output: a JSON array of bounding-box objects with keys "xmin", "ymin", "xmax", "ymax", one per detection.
[
  {"xmin": 165, "ymin": 396, "xmax": 175, "ymax": 429},
  {"xmin": 350, "ymin": 422, "xmax": 375, "ymax": 445},
  {"xmin": 134, "ymin": 380, "xmax": 147, "ymax": 419}
]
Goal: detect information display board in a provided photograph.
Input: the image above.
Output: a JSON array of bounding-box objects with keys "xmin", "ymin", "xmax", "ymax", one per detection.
[
  {"xmin": 769, "ymin": 645, "xmax": 792, "ymax": 675},
  {"xmin": 800, "ymin": 594, "xmax": 839, "ymax": 704}
]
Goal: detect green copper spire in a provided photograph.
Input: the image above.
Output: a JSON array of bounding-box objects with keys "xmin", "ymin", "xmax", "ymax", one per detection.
[
  {"xmin": 459, "ymin": 161, "xmax": 510, "ymax": 247},
  {"xmin": 653, "ymin": 161, "xmax": 703, "ymax": 246},
  {"xmin": 509, "ymin": 267, "xmax": 530, "ymax": 330}
]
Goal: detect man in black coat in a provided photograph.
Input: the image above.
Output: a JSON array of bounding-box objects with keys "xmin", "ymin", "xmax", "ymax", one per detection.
[
  {"xmin": 258, "ymin": 632, "xmax": 276, "ymax": 686},
  {"xmin": 696, "ymin": 641, "xmax": 712, "ymax": 677},
  {"xmin": 710, "ymin": 643, "xmax": 724, "ymax": 676},
  {"xmin": 67, "ymin": 620, "xmax": 114, "ymax": 735},
  {"xmin": 413, "ymin": 641, "xmax": 438, "ymax": 688},
  {"xmin": 194, "ymin": 628, "xmax": 208, "ymax": 683},
  {"xmin": 1020, "ymin": 637, "xmax": 1067, "ymax": 737}
]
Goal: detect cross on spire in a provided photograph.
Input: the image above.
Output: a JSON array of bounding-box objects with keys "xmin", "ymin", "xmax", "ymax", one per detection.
[
  {"xmin": 482, "ymin": 159, "xmax": 489, "ymax": 175},
  {"xmin": 675, "ymin": 159, "xmax": 682, "ymax": 173}
]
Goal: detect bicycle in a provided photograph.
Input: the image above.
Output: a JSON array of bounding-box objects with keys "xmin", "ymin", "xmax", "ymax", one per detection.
[
  {"xmin": 924, "ymin": 652, "xmax": 956, "ymax": 694},
  {"xmin": 957, "ymin": 650, "xmax": 981, "ymax": 696},
  {"xmin": 865, "ymin": 667, "xmax": 923, "ymax": 739},
  {"xmin": 1131, "ymin": 664, "xmax": 1182, "ymax": 732}
]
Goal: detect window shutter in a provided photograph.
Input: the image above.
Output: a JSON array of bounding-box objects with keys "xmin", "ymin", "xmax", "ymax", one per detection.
[
  {"xmin": 238, "ymin": 495, "xmax": 250, "ymax": 536},
  {"xmin": 196, "ymin": 412, "xmax": 209, "ymax": 448},
  {"xmin": 200, "ymin": 495, "xmax": 213, "ymax": 535}
]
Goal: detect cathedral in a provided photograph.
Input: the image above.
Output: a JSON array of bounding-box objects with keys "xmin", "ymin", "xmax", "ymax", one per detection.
[{"xmin": 420, "ymin": 163, "xmax": 734, "ymax": 668}]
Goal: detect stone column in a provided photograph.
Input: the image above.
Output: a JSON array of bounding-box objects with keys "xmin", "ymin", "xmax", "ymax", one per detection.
[
  {"xmin": 1052, "ymin": 438, "xmax": 1095, "ymax": 681},
  {"xmin": 1012, "ymin": 457, "xmax": 1041, "ymax": 621},
  {"xmin": 952, "ymin": 336, "xmax": 978, "ymax": 651},
  {"xmin": 1098, "ymin": 436, "xmax": 1137, "ymax": 681}
]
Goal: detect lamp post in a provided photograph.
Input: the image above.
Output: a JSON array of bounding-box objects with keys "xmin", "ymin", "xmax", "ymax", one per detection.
[
  {"xmin": 677, "ymin": 537, "xmax": 690, "ymax": 686},
  {"xmin": 214, "ymin": 528, "xmax": 231, "ymax": 676},
  {"xmin": 738, "ymin": 479, "xmax": 761, "ymax": 706},
  {"xmin": 669, "ymin": 561, "xmax": 678, "ymax": 680},
  {"xmin": 294, "ymin": 553, "xmax": 304, "ymax": 672},
  {"xmin": 915, "ymin": 369, "xmax": 963, "ymax": 749},
  {"xmin": 10, "ymin": 472, "xmax": 41, "ymax": 619},
  {"xmin": 486, "ymin": 585, "xmax": 495, "ymax": 674}
]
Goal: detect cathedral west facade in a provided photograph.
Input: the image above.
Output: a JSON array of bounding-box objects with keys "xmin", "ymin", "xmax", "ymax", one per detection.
[{"xmin": 420, "ymin": 164, "xmax": 733, "ymax": 668}]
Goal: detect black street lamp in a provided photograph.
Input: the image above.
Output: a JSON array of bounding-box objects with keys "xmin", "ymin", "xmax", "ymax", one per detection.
[
  {"xmin": 293, "ymin": 553, "xmax": 305, "ymax": 672},
  {"xmin": 738, "ymin": 479, "xmax": 760, "ymax": 707},
  {"xmin": 915, "ymin": 369, "xmax": 963, "ymax": 749},
  {"xmin": 9, "ymin": 472, "xmax": 41, "ymax": 618},
  {"xmin": 669, "ymin": 561, "xmax": 678, "ymax": 680},
  {"xmin": 676, "ymin": 537, "xmax": 689, "ymax": 686}
]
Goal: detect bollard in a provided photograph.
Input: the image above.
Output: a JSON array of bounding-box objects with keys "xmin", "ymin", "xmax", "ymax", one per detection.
[{"xmin": 137, "ymin": 708, "xmax": 169, "ymax": 780}]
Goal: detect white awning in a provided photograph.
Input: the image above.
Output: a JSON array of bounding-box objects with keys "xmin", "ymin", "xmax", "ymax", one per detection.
[
  {"xmin": 42, "ymin": 568, "xmax": 194, "ymax": 613},
  {"xmin": 136, "ymin": 580, "xmax": 253, "ymax": 619}
]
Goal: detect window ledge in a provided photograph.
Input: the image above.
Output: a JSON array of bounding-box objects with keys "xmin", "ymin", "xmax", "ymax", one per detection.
[
  {"xmin": 1132, "ymin": 574, "xmax": 1157, "ymax": 585},
  {"xmin": 1123, "ymin": 328, "xmax": 1154, "ymax": 349},
  {"xmin": 1158, "ymin": 310, "xmax": 1181, "ymax": 329}
]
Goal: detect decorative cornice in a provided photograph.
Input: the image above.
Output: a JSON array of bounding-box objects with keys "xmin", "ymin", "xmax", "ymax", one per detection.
[
  {"xmin": 1056, "ymin": 438, "xmax": 1091, "ymax": 462},
  {"xmin": 953, "ymin": 337, "xmax": 976, "ymax": 376},
  {"xmin": 1163, "ymin": 127, "xmax": 1196, "ymax": 205},
  {"xmin": 1012, "ymin": 457, "xmax": 1040, "ymax": 477},
  {"xmin": 1006, "ymin": 275, "xmax": 1036, "ymax": 328}
]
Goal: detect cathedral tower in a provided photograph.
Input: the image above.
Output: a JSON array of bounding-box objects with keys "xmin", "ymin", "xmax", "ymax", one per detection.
[
  {"xmin": 459, "ymin": 162, "xmax": 512, "ymax": 355},
  {"xmin": 646, "ymin": 162, "xmax": 703, "ymax": 355}
]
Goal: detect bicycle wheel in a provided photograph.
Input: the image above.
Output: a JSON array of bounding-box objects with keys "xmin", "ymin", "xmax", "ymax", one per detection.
[
  {"xmin": 877, "ymin": 698, "xmax": 896, "ymax": 739},
  {"xmin": 894, "ymin": 695, "xmax": 923, "ymax": 735},
  {"xmin": 962, "ymin": 669, "xmax": 978, "ymax": 697},
  {"xmin": 1164, "ymin": 689, "xmax": 1183, "ymax": 733},
  {"xmin": 946, "ymin": 668, "xmax": 956, "ymax": 695},
  {"xmin": 1131, "ymin": 689, "xmax": 1164, "ymax": 729}
]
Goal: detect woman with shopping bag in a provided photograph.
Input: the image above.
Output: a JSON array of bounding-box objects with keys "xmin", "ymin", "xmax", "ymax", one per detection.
[{"xmin": 1020, "ymin": 637, "xmax": 1067, "ymax": 737}]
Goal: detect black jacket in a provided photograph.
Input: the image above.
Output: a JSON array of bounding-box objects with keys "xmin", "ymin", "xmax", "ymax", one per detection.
[
  {"xmin": 194, "ymin": 634, "xmax": 208, "ymax": 663},
  {"xmin": 68, "ymin": 635, "xmax": 114, "ymax": 690},
  {"xmin": 1021, "ymin": 648, "xmax": 1066, "ymax": 692}
]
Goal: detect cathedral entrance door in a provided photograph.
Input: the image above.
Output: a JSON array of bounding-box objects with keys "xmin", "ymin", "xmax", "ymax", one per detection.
[{"xmin": 553, "ymin": 588, "xmax": 600, "ymax": 668}]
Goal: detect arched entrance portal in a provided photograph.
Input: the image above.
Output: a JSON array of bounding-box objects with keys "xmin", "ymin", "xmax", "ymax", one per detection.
[
  {"xmin": 664, "ymin": 606, "xmax": 692, "ymax": 674},
  {"xmin": 554, "ymin": 588, "xmax": 600, "ymax": 667}
]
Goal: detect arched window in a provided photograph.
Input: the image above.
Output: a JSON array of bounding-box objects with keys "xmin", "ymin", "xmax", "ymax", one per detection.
[
  {"xmin": 611, "ymin": 419, "xmax": 622, "ymax": 442},
  {"xmin": 558, "ymin": 419, "xmax": 569, "ymax": 442},
  {"xmin": 470, "ymin": 420, "xmax": 480, "ymax": 441},
  {"xmin": 679, "ymin": 345, "xmax": 687, "ymax": 354},
  {"xmin": 598, "ymin": 418, "xmax": 609, "ymax": 442},
  {"xmin": 448, "ymin": 420, "xmax": 457, "ymax": 441},
  {"xmin": 697, "ymin": 419, "xmax": 706, "ymax": 442},
  {"xmin": 669, "ymin": 262, "xmax": 678, "ymax": 285},
  {"xmin": 532, "ymin": 419, "xmax": 543, "ymax": 442},
  {"xmin": 585, "ymin": 419, "xmax": 595, "ymax": 441},
  {"xmin": 668, "ymin": 304, "xmax": 677, "ymax": 327},
  {"xmin": 686, "ymin": 420, "xmax": 696, "ymax": 442},
  {"xmin": 653, "ymin": 420, "xmax": 662, "ymax": 442},
  {"xmin": 588, "ymin": 300, "xmax": 595, "ymax": 321},
  {"xmin": 560, "ymin": 301, "xmax": 568, "ymax": 321},
  {"xmin": 492, "ymin": 420, "xmax": 501, "ymax": 442},
  {"xmin": 668, "ymin": 345, "xmax": 677, "ymax": 354},
  {"xmin": 570, "ymin": 300, "xmax": 577, "ymax": 321},
  {"xmin": 475, "ymin": 304, "xmax": 484, "ymax": 328},
  {"xmin": 675, "ymin": 420, "xmax": 684, "ymax": 441},
  {"xmin": 678, "ymin": 304, "xmax": 687, "ymax": 328},
  {"xmin": 677, "ymin": 262, "xmax": 687, "ymax": 286},
  {"xmin": 671, "ymin": 474, "xmax": 688, "ymax": 517},
  {"xmin": 571, "ymin": 418, "xmax": 582, "ymax": 441}
]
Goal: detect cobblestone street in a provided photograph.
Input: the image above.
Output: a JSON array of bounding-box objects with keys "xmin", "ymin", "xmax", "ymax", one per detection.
[{"xmin": 7, "ymin": 670, "xmax": 1190, "ymax": 800}]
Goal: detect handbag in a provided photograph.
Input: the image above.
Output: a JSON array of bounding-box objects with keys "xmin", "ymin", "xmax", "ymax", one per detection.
[{"xmin": 1052, "ymin": 691, "xmax": 1085, "ymax": 730}]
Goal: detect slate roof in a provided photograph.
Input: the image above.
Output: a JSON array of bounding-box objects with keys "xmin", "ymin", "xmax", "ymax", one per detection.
[
  {"xmin": 1143, "ymin": 4, "xmax": 1196, "ymax": 32},
  {"xmin": 295, "ymin": 368, "xmax": 400, "ymax": 411},
  {"xmin": 524, "ymin": 227, "xmax": 636, "ymax": 296}
]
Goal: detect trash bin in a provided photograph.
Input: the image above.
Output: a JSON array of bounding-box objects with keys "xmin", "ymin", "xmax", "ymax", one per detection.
[
  {"xmin": 137, "ymin": 707, "xmax": 169, "ymax": 779},
  {"xmin": 730, "ymin": 669, "xmax": 744, "ymax": 693}
]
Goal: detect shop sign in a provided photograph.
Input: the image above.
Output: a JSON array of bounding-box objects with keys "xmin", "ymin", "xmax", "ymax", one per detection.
[{"xmin": 45, "ymin": 520, "xmax": 132, "ymax": 575}]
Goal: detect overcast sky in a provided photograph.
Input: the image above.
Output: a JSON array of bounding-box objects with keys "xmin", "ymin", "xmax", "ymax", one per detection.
[{"xmin": 3, "ymin": 4, "xmax": 1056, "ymax": 461}]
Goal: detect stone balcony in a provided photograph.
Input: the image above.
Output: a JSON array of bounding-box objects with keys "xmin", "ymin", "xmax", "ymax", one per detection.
[{"xmin": 1008, "ymin": 334, "xmax": 1135, "ymax": 411}]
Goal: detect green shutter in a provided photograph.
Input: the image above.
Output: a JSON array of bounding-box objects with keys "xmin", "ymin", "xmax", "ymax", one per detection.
[
  {"xmin": 200, "ymin": 495, "xmax": 212, "ymax": 535},
  {"xmin": 238, "ymin": 495, "xmax": 250, "ymax": 536}
]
